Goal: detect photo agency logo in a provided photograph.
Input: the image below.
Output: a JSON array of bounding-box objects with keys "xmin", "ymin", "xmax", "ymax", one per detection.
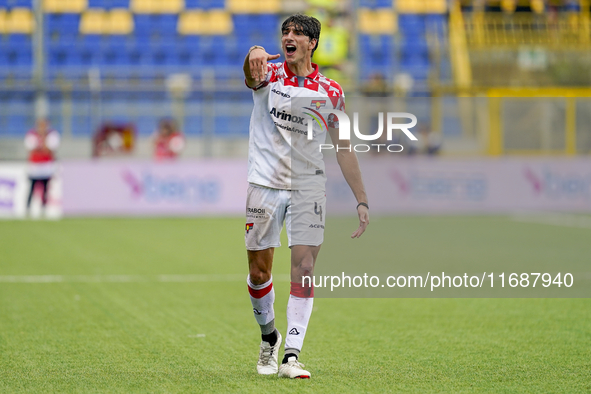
[{"xmin": 303, "ymin": 104, "xmax": 418, "ymax": 153}]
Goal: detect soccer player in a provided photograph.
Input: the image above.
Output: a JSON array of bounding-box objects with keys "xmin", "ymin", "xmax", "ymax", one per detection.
[{"xmin": 243, "ymin": 14, "xmax": 369, "ymax": 379}]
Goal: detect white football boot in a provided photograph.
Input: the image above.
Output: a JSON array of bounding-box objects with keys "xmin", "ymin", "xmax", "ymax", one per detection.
[
  {"xmin": 256, "ymin": 332, "xmax": 282, "ymax": 375},
  {"xmin": 278, "ymin": 356, "xmax": 311, "ymax": 379}
]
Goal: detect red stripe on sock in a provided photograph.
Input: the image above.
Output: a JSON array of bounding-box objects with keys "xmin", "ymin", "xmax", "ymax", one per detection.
[
  {"xmin": 290, "ymin": 281, "xmax": 314, "ymax": 298},
  {"xmin": 248, "ymin": 282, "xmax": 273, "ymax": 298}
]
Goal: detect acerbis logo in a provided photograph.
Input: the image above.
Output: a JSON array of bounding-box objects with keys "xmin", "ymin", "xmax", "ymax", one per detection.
[
  {"xmin": 303, "ymin": 109, "xmax": 418, "ymax": 153},
  {"xmin": 253, "ymin": 308, "xmax": 262, "ymax": 315},
  {"xmin": 269, "ymin": 107, "xmax": 305, "ymax": 124},
  {"xmin": 289, "ymin": 328, "xmax": 300, "ymax": 335},
  {"xmin": 309, "ymin": 224, "xmax": 325, "ymax": 229},
  {"xmin": 271, "ymin": 88, "xmax": 290, "ymax": 98}
]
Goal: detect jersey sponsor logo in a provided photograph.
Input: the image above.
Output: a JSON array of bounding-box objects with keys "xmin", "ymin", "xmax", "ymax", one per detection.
[
  {"xmin": 245, "ymin": 223, "xmax": 254, "ymax": 233},
  {"xmin": 247, "ymin": 207, "xmax": 266, "ymax": 219},
  {"xmin": 311, "ymin": 99, "xmax": 326, "ymax": 110},
  {"xmin": 271, "ymin": 88, "xmax": 290, "ymax": 98},
  {"xmin": 314, "ymin": 202, "xmax": 323, "ymax": 222},
  {"xmin": 289, "ymin": 328, "xmax": 300, "ymax": 335},
  {"xmin": 273, "ymin": 121, "xmax": 307, "ymax": 136},
  {"xmin": 269, "ymin": 107, "xmax": 305, "ymax": 125},
  {"xmin": 309, "ymin": 224, "xmax": 325, "ymax": 229}
]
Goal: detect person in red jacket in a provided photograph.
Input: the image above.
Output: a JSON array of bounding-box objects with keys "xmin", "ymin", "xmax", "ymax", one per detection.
[
  {"xmin": 153, "ymin": 118, "xmax": 184, "ymax": 161},
  {"xmin": 24, "ymin": 118, "xmax": 60, "ymax": 213}
]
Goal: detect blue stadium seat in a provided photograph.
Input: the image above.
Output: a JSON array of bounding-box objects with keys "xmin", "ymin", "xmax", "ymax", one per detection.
[
  {"xmin": 110, "ymin": 0, "xmax": 129, "ymax": 8},
  {"xmin": 183, "ymin": 117, "xmax": 203, "ymax": 136},
  {"xmin": 214, "ymin": 114, "xmax": 250, "ymax": 137},
  {"xmin": 3, "ymin": 0, "xmax": 32, "ymax": 8},
  {"xmin": 398, "ymin": 14, "xmax": 426, "ymax": 33},
  {"xmin": 185, "ymin": 0, "xmax": 225, "ymax": 9},
  {"xmin": 133, "ymin": 15, "xmax": 154, "ymax": 37},
  {"xmin": 80, "ymin": 34, "xmax": 103, "ymax": 49},
  {"xmin": 72, "ymin": 116, "xmax": 92, "ymax": 136},
  {"xmin": 360, "ymin": 0, "xmax": 392, "ymax": 8},
  {"xmin": 7, "ymin": 34, "xmax": 31, "ymax": 48},
  {"xmin": 88, "ymin": 0, "xmax": 107, "ymax": 7},
  {"xmin": 158, "ymin": 14, "xmax": 178, "ymax": 38},
  {"xmin": 48, "ymin": 13, "xmax": 80, "ymax": 34},
  {"xmin": 88, "ymin": 0, "xmax": 129, "ymax": 8}
]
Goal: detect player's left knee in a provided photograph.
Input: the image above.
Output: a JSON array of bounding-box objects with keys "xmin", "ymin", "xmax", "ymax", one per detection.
[{"xmin": 296, "ymin": 260, "xmax": 314, "ymax": 276}]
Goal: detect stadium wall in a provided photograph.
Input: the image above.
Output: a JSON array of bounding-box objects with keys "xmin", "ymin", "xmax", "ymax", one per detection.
[{"xmin": 1, "ymin": 158, "xmax": 590, "ymax": 218}]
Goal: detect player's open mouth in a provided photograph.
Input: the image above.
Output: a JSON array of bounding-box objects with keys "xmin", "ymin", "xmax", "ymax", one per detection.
[{"xmin": 285, "ymin": 44, "xmax": 297, "ymax": 56}]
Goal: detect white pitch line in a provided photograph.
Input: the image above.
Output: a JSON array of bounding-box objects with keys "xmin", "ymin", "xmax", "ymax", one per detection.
[
  {"xmin": 512, "ymin": 213, "xmax": 591, "ymax": 229},
  {"xmin": 0, "ymin": 274, "xmax": 290, "ymax": 284}
]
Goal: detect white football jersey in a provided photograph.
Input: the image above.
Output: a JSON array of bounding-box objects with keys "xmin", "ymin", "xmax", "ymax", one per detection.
[{"xmin": 246, "ymin": 62, "xmax": 345, "ymax": 190}]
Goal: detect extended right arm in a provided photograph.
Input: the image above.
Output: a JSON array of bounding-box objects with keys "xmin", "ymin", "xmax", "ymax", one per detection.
[{"xmin": 243, "ymin": 46, "xmax": 280, "ymax": 88}]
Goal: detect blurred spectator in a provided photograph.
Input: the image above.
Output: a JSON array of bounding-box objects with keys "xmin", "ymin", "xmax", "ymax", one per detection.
[
  {"xmin": 92, "ymin": 123, "xmax": 136, "ymax": 158},
  {"xmin": 362, "ymin": 73, "xmax": 390, "ymax": 97},
  {"xmin": 24, "ymin": 118, "xmax": 60, "ymax": 215},
  {"xmin": 309, "ymin": 8, "xmax": 350, "ymax": 84},
  {"xmin": 153, "ymin": 118, "xmax": 185, "ymax": 161},
  {"xmin": 407, "ymin": 124, "xmax": 443, "ymax": 156}
]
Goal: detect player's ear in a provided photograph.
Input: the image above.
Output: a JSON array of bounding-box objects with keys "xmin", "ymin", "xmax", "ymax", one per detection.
[{"xmin": 309, "ymin": 38, "xmax": 317, "ymax": 51}]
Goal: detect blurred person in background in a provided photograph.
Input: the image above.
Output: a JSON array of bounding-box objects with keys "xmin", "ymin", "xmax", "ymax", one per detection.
[
  {"xmin": 308, "ymin": 7, "xmax": 349, "ymax": 84},
  {"xmin": 153, "ymin": 118, "xmax": 184, "ymax": 161},
  {"xmin": 407, "ymin": 124, "xmax": 443, "ymax": 156},
  {"xmin": 24, "ymin": 118, "xmax": 60, "ymax": 216}
]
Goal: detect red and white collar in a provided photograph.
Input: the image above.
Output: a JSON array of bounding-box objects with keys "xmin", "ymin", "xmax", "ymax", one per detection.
[{"xmin": 283, "ymin": 62, "xmax": 319, "ymax": 80}]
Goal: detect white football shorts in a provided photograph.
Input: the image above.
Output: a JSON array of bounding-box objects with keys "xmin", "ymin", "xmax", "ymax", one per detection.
[{"xmin": 245, "ymin": 183, "xmax": 326, "ymax": 250}]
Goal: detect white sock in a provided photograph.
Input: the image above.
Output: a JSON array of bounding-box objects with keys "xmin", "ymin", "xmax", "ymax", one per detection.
[
  {"xmin": 247, "ymin": 275, "xmax": 275, "ymax": 335},
  {"xmin": 285, "ymin": 283, "xmax": 314, "ymax": 353}
]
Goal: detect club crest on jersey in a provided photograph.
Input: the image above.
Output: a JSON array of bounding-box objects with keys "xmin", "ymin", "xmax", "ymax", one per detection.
[
  {"xmin": 245, "ymin": 223, "xmax": 254, "ymax": 233},
  {"xmin": 311, "ymin": 100, "xmax": 326, "ymax": 110}
]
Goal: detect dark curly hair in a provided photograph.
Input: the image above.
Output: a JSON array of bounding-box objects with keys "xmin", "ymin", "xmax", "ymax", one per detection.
[{"xmin": 281, "ymin": 14, "xmax": 321, "ymax": 56}]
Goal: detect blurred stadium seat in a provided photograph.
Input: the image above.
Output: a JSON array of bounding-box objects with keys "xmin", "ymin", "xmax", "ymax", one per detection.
[{"xmin": 3, "ymin": 0, "xmax": 583, "ymax": 157}]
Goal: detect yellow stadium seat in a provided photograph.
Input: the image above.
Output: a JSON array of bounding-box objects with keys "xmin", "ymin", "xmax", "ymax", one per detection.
[
  {"xmin": 396, "ymin": 0, "xmax": 420, "ymax": 13},
  {"xmin": 44, "ymin": 0, "xmax": 87, "ymax": 13},
  {"xmin": 359, "ymin": 9, "xmax": 397, "ymax": 34},
  {"xmin": 227, "ymin": 0, "xmax": 280, "ymax": 14},
  {"xmin": 178, "ymin": 10, "xmax": 233, "ymax": 35},
  {"xmin": 0, "ymin": 10, "xmax": 7, "ymax": 35},
  {"xmin": 80, "ymin": 9, "xmax": 107, "ymax": 34},
  {"xmin": 131, "ymin": 0, "xmax": 184, "ymax": 14},
  {"xmin": 109, "ymin": 9, "xmax": 133, "ymax": 34},
  {"xmin": 423, "ymin": 0, "xmax": 447, "ymax": 13},
  {"xmin": 397, "ymin": 0, "xmax": 446, "ymax": 13},
  {"xmin": 7, "ymin": 8, "xmax": 35, "ymax": 34}
]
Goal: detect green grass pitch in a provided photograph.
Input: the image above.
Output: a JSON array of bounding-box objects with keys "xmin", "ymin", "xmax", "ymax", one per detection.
[{"xmin": 1, "ymin": 216, "xmax": 590, "ymax": 393}]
